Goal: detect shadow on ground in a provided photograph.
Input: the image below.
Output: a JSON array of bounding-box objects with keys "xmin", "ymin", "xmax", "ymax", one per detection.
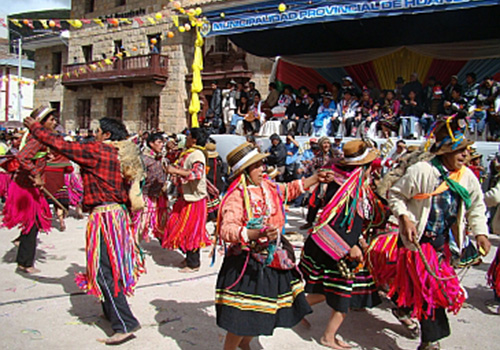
[{"xmin": 141, "ymin": 240, "xmax": 186, "ymax": 268}]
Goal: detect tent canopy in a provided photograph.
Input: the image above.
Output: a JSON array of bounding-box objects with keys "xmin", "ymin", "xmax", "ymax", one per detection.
[{"xmin": 203, "ymin": 1, "xmax": 500, "ymax": 63}]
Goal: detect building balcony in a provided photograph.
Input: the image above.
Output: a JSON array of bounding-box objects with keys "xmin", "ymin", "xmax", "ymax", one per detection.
[{"xmin": 62, "ymin": 54, "xmax": 168, "ymax": 90}]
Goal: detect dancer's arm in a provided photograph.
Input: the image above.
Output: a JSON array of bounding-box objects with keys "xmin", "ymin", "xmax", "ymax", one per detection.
[{"xmin": 24, "ymin": 119, "xmax": 98, "ymax": 168}]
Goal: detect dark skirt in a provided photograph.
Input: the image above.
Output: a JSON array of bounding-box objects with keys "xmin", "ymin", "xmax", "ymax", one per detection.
[
  {"xmin": 299, "ymin": 236, "xmax": 381, "ymax": 313},
  {"xmin": 215, "ymin": 252, "xmax": 312, "ymax": 336}
]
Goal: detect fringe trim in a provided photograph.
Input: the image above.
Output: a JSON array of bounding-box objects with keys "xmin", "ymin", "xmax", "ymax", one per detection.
[
  {"xmin": 75, "ymin": 203, "xmax": 146, "ymax": 299},
  {"xmin": 132, "ymin": 194, "xmax": 168, "ymax": 242},
  {"xmin": 487, "ymin": 246, "xmax": 500, "ymax": 297}
]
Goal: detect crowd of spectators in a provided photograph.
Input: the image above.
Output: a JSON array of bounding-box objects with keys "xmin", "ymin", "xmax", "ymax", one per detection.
[{"xmin": 202, "ymin": 73, "xmax": 500, "ymax": 140}]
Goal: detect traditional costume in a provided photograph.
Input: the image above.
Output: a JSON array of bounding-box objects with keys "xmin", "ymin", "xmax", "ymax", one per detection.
[
  {"xmin": 299, "ymin": 140, "xmax": 382, "ymax": 314},
  {"xmin": 44, "ymin": 152, "xmax": 73, "ymax": 231},
  {"xmin": 484, "ymin": 173, "xmax": 500, "ymax": 302},
  {"xmin": 28, "ymin": 116, "xmax": 145, "ymax": 337},
  {"xmin": 215, "ymin": 142, "xmax": 312, "ymax": 336},
  {"xmin": 388, "ymin": 115, "xmax": 488, "ymax": 350},
  {"xmin": 162, "ymin": 145, "xmax": 209, "ymax": 270},
  {"xmin": 133, "ymin": 146, "xmax": 168, "ymax": 242},
  {"xmin": 2, "ymin": 108, "xmax": 52, "ymax": 272},
  {"xmin": 205, "ymin": 142, "xmax": 225, "ymax": 221}
]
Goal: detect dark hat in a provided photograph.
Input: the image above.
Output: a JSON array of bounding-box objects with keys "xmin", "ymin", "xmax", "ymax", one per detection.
[
  {"xmin": 322, "ymin": 91, "xmax": 333, "ymax": 100},
  {"xmin": 429, "ymin": 115, "xmax": 473, "ymax": 155},
  {"xmin": 395, "ymin": 77, "xmax": 405, "ymax": 84}
]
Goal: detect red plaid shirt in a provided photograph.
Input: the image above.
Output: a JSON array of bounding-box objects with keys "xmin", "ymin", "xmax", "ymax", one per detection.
[
  {"xmin": 30, "ymin": 122, "xmax": 128, "ymax": 209},
  {"xmin": 15, "ymin": 135, "xmax": 48, "ymax": 188}
]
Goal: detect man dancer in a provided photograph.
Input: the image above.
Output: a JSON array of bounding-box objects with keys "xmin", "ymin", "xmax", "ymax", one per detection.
[{"xmin": 23, "ymin": 115, "xmax": 144, "ymax": 345}]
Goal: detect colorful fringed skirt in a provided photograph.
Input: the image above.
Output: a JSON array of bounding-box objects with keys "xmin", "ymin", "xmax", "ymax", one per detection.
[
  {"xmin": 65, "ymin": 172, "xmax": 84, "ymax": 207},
  {"xmin": 366, "ymin": 227, "xmax": 399, "ymax": 288},
  {"xmin": 75, "ymin": 203, "xmax": 146, "ymax": 299},
  {"xmin": 162, "ymin": 197, "xmax": 209, "ymax": 252},
  {"xmin": 388, "ymin": 242, "xmax": 466, "ymax": 320},
  {"xmin": 133, "ymin": 194, "xmax": 168, "ymax": 242},
  {"xmin": 0, "ymin": 172, "xmax": 12, "ymax": 198},
  {"xmin": 2, "ymin": 181, "xmax": 52, "ymax": 234},
  {"xmin": 216, "ymin": 251, "xmax": 312, "ymax": 336},
  {"xmin": 299, "ymin": 236, "xmax": 381, "ymax": 313},
  {"xmin": 487, "ymin": 246, "xmax": 500, "ymax": 301}
]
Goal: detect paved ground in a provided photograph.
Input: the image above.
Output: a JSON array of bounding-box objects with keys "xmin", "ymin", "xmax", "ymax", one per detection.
[{"xmin": 1, "ymin": 207, "xmax": 500, "ymax": 350}]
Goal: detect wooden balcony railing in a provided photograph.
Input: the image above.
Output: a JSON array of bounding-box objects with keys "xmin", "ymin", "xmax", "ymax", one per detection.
[{"xmin": 62, "ymin": 54, "xmax": 169, "ymax": 88}]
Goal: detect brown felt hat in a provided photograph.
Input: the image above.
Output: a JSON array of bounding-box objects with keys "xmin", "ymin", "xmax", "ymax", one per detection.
[
  {"xmin": 336, "ymin": 140, "xmax": 379, "ymax": 166},
  {"xmin": 430, "ymin": 115, "xmax": 473, "ymax": 155},
  {"xmin": 205, "ymin": 142, "xmax": 219, "ymax": 158},
  {"xmin": 227, "ymin": 142, "xmax": 269, "ymax": 179}
]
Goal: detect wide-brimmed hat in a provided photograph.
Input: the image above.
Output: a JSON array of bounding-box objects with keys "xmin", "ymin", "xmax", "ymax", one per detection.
[
  {"xmin": 395, "ymin": 76, "xmax": 405, "ymax": 84},
  {"xmin": 31, "ymin": 105, "xmax": 55, "ymax": 123},
  {"xmin": 227, "ymin": 142, "xmax": 269, "ymax": 179},
  {"xmin": 205, "ymin": 142, "xmax": 219, "ymax": 158},
  {"xmin": 429, "ymin": 115, "xmax": 474, "ymax": 155},
  {"xmin": 336, "ymin": 140, "xmax": 379, "ymax": 166}
]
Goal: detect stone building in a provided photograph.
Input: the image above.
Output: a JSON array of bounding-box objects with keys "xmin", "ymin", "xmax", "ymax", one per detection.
[{"xmin": 54, "ymin": 0, "xmax": 273, "ymax": 133}]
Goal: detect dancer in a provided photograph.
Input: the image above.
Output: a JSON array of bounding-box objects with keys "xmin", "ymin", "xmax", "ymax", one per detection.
[
  {"xmin": 388, "ymin": 115, "xmax": 491, "ymax": 350},
  {"xmin": 3, "ymin": 107, "xmax": 55, "ymax": 273},
  {"xmin": 44, "ymin": 152, "xmax": 73, "ymax": 231},
  {"xmin": 299, "ymin": 139, "xmax": 383, "ymax": 349},
  {"xmin": 162, "ymin": 128, "xmax": 210, "ymax": 272},
  {"xmin": 23, "ymin": 115, "xmax": 145, "ymax": 344},
  {"xmin": 216, "ymin": 142, "xmax": 330, "ymax": 350},
  {"xmin": 484, "ymin": 173, "xmax": 500, "ymax": 312},
  {"xmin": 133, "ymin": 132, "xmax": 168, "ymax": 242}
]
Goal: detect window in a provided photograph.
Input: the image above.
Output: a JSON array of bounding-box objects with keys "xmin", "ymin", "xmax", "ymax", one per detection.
[
  {"xmin": 82, "ymin": 45, "xmax": 93, "ymax": 63},
  {"xmin": 141, "ymin": 96, "xmax": 160, "ymax": 130},
  {"xmin": 113, "ymin": 40, "xmax": 123, "ymax": 55},
  {"xmin": 116, "ymin": 0, "xmax": 126, "ymax": 6},
  {"xmin": 51, "ymin": 52, "xmax": 62, "ymax": 74},
  {"xmin": 215, "ymin": 36, "xmax": 228, "ymax": 52},
  {"xmin": 147, "ymin": 33, "xmax": 162, "ymax": 53},
  {"xmin": 77, "ymin": 99, "xmax": 91, "ymax": 129},
  {"xmin": 85, "ymin": 0, "xmax": 95, "ymax": 13},
  {"xmin": 107, "ymin": 98, "xmax": 123, "ymax": 121}
]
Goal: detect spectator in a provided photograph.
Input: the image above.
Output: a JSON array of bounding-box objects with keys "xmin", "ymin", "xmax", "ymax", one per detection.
[
  {"xmin": 402, "ymin": 72, "xmax": 423, "ymax": 102},
  {"xmin": 247, "ymin": 81, "xmax": 260, "ymax": 103},
  {"xmin": 391, "ymin": 140, "xmax": 407, "ymax": 162},
  {"xmin": 299, "ymin": 94, "xmax": 318, "ymax": 136},
  {"xmin": 284, "ymin": 133, "xmax": 300, "ymax": 182},
  {"xmin": 265, "ymin": 82, "xmax": 280, "ymax": 109},
  {"xmin": 470, "ymin": 100, "xmax": 487, "ymax": 137},
  {"xmin": 444, "ymin": 75, "xmax": 462, "ymax": 101},
  {"xmin": 338, "ymin": 90, "xmax": 360, "ymax": 137},
  {"xmin": 366, "ymin": 79, "xmax": 381, "ymax": 103},
  {"xmin": 222, "ymin": 80, "xmax": 237, "ymax": 133},
  {"xmin": 331, "ymin": 82, "xmax": 342, "ymax": 103},
  {"xmin": 271, "ymin": 85, "xmax": 295, "ymax": 118},
  {"xmin": 429, "ymin": 81, "xmax": 445, "ymax": 117},
  {"xmin": 394, "ymin": 76, "xmax": 405, "ymax": 102},
  {"xmin": 401, "ymin": 90, "xmax": 423, "ymax": 139},
  {"xmin": 267, "ymin": 133, "xmax": 287, "ymax": 180},
  {"xmin": 479, "ymin": 76, "xmax": 500, "ymax": 109},
  {"xmin": 229, "ymin": 95, "xmax": 250, "ymax": 134},
  {"xmin": 463, "ymin": 72, "xmax": 480, "ymax": 110},
  {"xmin": 316, "ymin": 84, "xmax": 327, "ymax": 105},
  {"xmin": 283, "ymin": 94, "xmax": 306, "ymax": 134},
  {"xmin": 342, "ymin": 76, "xmax": 360, "ymax": 97},
  {"xmin": 444, "ymin": 86, "xmax": 467, "ymax": 115},
  {"xmin": 210, "ymin": 80, "xmax": 222, "ymax": 120},
  {"xmin": 235, "ymin": 82, "xmax": 248, "ymax": 108},
  {"xmin": 422, "ymin": 76, "xmax": 436, "ymax": 113},
  {"xmin": 313, "ymin": 92, "xmax": 336, "ymax": 137},
  {"xmin": 298, "ymin": 86, "xmax": 310, "ymax": 103}
]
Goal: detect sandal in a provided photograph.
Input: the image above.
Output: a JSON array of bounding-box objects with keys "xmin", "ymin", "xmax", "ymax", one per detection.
[
  {"xmin": 417, "ymin": 341, "xmax": 440, "ymax": 350},
  {"xmin": 392, "ymin": 308, "xmax": 419, "ymax": 339}
]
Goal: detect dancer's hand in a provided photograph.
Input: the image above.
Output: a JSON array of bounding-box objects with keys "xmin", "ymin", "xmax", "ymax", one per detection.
[
  {"xmin": 263, "ymin": 225, "xmax": 279, "ymax": 241},
  {"xmin": 349, "ymin": 245, "xmax": 364, "ymax": 262},
  {"xmin": 30, "ymin": 174, "xmax": 44, "ymax": 187},
  {"xmin": 23, "ymin": 116, "xmax": 36, "ymax": 129},
  {"xmin": 399, "ymin": 214, "xmax": 418, "ymax": 243},
  {"xmin": 476, "ymin": 235, "xmax": 491, "ymax": 256},
  {"xmin": 318, "ymin": 170, "xmax": 334, "ymax": 183}
]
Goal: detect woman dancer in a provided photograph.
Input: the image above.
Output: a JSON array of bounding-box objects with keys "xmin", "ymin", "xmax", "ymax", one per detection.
[{"xmin": 216, "ymin": 142, "xmax": 330, "ymax": 350}]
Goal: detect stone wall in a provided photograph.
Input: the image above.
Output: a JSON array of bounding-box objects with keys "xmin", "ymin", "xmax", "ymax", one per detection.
[
  {"xmin": 71, "ymin": 0, "xmax": 169, "ymax": 19},
  {"xmin": 33, "ymin": 45, "xmax": 67, "ymax": 109},
  {"xmin": 245, "ymin": 53, "xmax": 274, "ymax": 100}
]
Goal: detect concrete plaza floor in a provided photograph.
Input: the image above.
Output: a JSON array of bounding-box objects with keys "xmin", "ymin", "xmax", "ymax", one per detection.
[{"xmin": 1, "ymin": 208, "xmax": 499, "ymax": 350}]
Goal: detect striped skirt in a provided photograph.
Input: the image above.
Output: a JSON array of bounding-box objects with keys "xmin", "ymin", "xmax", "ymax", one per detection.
[
  {"xmin": 216, "ymin": 252, "xmax": 311, "ymax": 336},
  {"xmin": 132, "ymin": 194, "xmax": 168, "ymax": 242},
  {"xmin": 487, "ymin": 246, "xmax": 500, "ymax": 301},
  {"xmin": 299, "ymin": 236, "xmax": 381, "ymax": 313}
]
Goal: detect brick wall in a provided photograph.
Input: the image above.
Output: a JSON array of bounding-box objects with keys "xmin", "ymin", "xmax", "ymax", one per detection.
[{"xmin": 33, "ymin": 45, "xmax": 67, "ymax": 110}]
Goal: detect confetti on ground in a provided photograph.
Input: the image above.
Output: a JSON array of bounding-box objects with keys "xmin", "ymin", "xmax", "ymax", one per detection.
[
  {"xmin": 25, "ymin": 282, "xmax": 37, "ymax": 290},
  {"xmin": 41, "ymin": 244, "xmax": 55, "ymax": 249},
  {"xmin": 179, "ymin": 340, "xmax": 196, "ymax": 346},
  {"xmin": 159, "ymin": 316, "xmax": 182, "ymax": 325},
  {"xmin": 5, "ymin": 287, "xmax": 16, "ymax": 292},
  {"xmin": 182, "ymin": 326, "xmax": 197, "ymax": 334},
  {"xmin": 0, "ymin": 312, "xmax": 10, "ymax": 317},
  {"xmin": 21, "ymin": 329, "xmax": 43, "ymax": 340}
]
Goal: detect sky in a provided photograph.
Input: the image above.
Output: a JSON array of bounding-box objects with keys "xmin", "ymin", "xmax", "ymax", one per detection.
[{"xmin": 0, "ymin": 0, "xmax": 71, "ymax": 38}]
